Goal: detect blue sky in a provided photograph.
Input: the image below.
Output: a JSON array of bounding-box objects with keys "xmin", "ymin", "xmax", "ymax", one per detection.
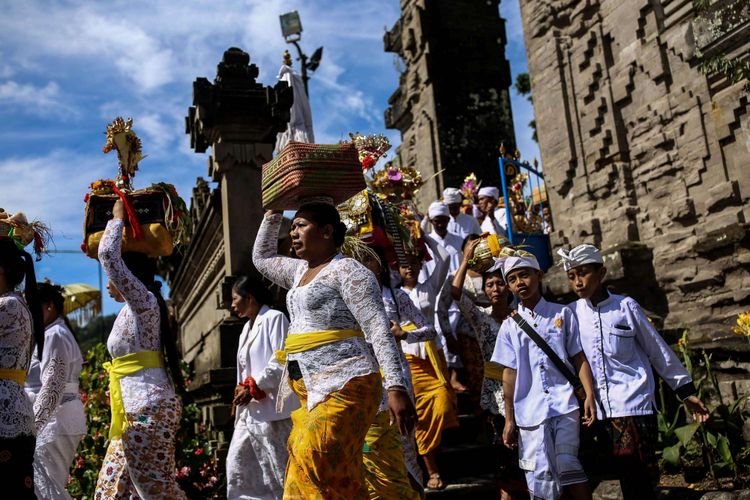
[{"xmin": 0, "ymin": 0, "xmax": 538, "ymax": 317}]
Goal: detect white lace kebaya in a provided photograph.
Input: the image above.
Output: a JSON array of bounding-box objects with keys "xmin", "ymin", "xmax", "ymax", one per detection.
[
  {"xmin": 99, "ymin": 219, "xmax": 176, "ymax": 413},
  {"xmin": 0, "ymin": 292, "xmax": 34, "ymax": 439},
  {"xmin": 252, "ymin": 213, "xmax": 407, "ymax": 411}
]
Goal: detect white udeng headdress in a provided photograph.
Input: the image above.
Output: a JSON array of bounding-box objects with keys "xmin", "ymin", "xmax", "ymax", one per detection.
[
  {"xmin": 478, "ymin": 186, "xmax": 499, "ymax": 200},
  {"xmin": 499, "ymin": 247, "xmax": 540, "ymax": 277},
  {"xmin": 442, "ymin": 187, "xmax": 462, "ymax": 204},
  {"xmin": 557, "ymin": 244, "xmax": 603, "ymax": 271},
  {"xmin": 428, "ymin": 201, "xmax": 450, "ymax": 218}
]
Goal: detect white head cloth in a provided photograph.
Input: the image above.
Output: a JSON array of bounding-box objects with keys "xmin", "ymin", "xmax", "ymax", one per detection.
[
  {"xmin": 478, "ymin": 186, "xmax": 499, "ymax": 200},
  {"xmin": 443, "ymin": 188, "xmax": 462, "ymax": 204},
  {"xmin": 486, "ymin": 257, "xmax": 507, "ymax": 275},
  {"xmin": 503, "ymin": 254, "xmax": 541, "ymax": 277},
  {"xmin": 557, "ymin": 244, "xmax": 603, "ymax": 271},
  {"xmin": 428, "ymin": 201, "xmax": 450, "ymax": 218}
]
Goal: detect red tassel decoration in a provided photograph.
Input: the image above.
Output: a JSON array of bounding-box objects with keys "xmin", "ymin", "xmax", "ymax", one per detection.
[{"xmin": 111, "ymin": 185, "xmax": 143, "ymax": 240}]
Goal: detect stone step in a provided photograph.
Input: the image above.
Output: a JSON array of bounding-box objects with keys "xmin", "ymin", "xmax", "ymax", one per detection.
[
  {"xmin": 435, "ymin": 442, "xmax": 498, "ymax": 481},
  {"xmin": 425, "ymin": 475, "xmax": 498, "ymax": 499},
  {"xmin": 441, "ymin": 414, "xmax": 484, "ymax": 446}
]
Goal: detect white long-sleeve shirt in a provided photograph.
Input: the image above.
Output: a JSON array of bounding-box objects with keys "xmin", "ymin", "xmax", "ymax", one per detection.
[
  {"xmin": 26, "ymin": 318, "xmax": 86, "ymax": 445},
  {"xmin": 448, "ymin": 213, "xmax": 482, "ymax": 240},
  {"xmin": 235, "ymin": 305, "xmax": 298, "ymax": 422},
  {"xmin": 574, "ymin": 293, "xmax": 694, "ymax": 419}
]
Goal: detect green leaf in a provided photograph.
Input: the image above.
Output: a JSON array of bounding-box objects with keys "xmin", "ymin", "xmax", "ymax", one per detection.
[
  {"xmin": 675, "ymin": 423, "xmax": 700, "ymax": 446},
  {"xmin": 706, "ymin": 431, "xmax": 717, "ymax": 447},
  {"xmin": 717, "ymin": 435, "xmax": 735, "ymax": 467},
  {"xmin": 663, "ymin": 444, "xmax": 682, "ymax": 466}
]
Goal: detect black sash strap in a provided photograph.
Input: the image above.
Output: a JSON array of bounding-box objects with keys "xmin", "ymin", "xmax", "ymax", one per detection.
[{"xmin": 510, "ymin": 312, "xmax": 585, "ymax": 398}]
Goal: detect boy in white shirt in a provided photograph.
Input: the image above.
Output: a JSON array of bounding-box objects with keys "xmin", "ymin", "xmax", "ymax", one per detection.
[
  {"xmin": 559, "ymin": 244, "xmax": 708, "ymax": 500},
  {"xmin": 492, "ymin": 251, "xmax": 596, "ymax": 500}
]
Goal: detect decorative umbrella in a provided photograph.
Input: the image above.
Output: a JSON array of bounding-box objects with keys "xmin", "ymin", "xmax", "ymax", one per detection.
[{"xmin": 63, "ymin": 283, "xmax": 101, "ymax": 325}]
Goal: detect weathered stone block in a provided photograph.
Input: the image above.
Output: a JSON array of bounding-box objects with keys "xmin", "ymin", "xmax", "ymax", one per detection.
[
  {"xmin": 694, "ymin": 222, "xmax": 748, "ymax": 254},
  {"xmin": 706, "ymin": 180, "xmax": 741, "ymax": 213}
]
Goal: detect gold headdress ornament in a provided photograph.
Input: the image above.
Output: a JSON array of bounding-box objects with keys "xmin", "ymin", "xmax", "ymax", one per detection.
[
  {"xmin": 102, "ymin": 117, "xmax": 145, "ymax": 191},
  {"xmin": 348, "ymin": 132, "xmax": 391, "ymax": 172}
]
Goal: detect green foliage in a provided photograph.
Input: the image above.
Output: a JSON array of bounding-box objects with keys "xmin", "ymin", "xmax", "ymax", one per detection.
[
  {"xmin": 74, "ymin": 314, "xmax": 117, "ymax": 354},
  {"xmin": 657, "ymin": 331, "xmax": 750, "ymax": 484},
  {"xmin": 699, "ymin": 55, "xmax": 750, "ymax": 90},
  {"xmin": 514, "ymin": 72, "xmax": 532, "ymax": 99},
  {"xmin": 66, "ymin": 343, "xmax": 224, "ymax": 498}
]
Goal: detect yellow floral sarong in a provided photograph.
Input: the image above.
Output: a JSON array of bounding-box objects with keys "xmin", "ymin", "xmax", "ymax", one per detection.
[
  {"xmin": 362, "ymin": 411, "xmax": 421, "ymax": 500},
  {"xmin": 406, "ymin": 354, "xmax": 458, "ymax": 456},
  {"xmin": 284, "ymin": 373, "xmax": 380, "ymax": 500}
]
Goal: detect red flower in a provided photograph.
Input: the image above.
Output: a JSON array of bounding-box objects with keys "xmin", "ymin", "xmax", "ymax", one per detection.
[
  {"xmin": 76, "ymin": 457, "xmax": 85, "ymax": 469},
  {"xmin": 361, "ymin": 155, "xmax": 376, "ymax": 171},
  {"xmin": 194, "ymin": 448, "xmax": 204, "ymax": 456},
  {"xmin": 80, "ymin": 243, "xmax": 87, "ymax": 253},
  {"xmin": 84, "ymin": 193, "xmax": 90, "ymax": 203}
]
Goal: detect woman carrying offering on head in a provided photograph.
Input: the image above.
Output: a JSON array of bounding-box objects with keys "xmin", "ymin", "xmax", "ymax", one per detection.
[
  {"xmin": 26, "ymin": 281, "xmax": 86, "ymax": 500},
  {"xmin": 0, "ymin": 226, "xmax": 45, "ymax": 499},
  {"xmin": 252, "ymin": 203, "xmax": 416, "ymax": 499},
  {"xmin": 94, "ymin": 199, "xmax": 186, "ymax": 499},
  {"xmin": 226, "ymin": 276, "xmax": 296, "ymax": 500}
]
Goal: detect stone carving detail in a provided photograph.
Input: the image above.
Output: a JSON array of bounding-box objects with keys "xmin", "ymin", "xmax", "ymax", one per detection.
[{"xmin": 522, "ymin": 0, "xmax": 750, "ymax": 341}]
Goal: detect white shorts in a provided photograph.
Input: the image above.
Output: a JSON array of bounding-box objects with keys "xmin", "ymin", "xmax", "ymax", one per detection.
[{"xmin": 518, "ymin": 410, "xmax": 587, "ymax": 499}]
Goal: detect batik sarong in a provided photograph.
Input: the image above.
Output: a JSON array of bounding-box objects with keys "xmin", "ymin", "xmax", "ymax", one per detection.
[
  {"xmin": 284, "ymin": 373, "xmax": 380, "ymax": 500},
  {"xmin": 406, "ymin": 354, "xmax": 458, "ymax": 456},
  {"xmin": 94, "ymin": 396, "xmax": 185, "ymax": 499},
  {"xmin": 362, "ymin": 410, "xmax": 420, "ymax": 500}
]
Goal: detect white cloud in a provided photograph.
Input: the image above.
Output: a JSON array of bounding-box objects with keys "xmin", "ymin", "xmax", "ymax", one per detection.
[
  {"xmin": 0, "ymin": 150, "xmax": 109, "ymax": 242},
  {"xmin": 0, "ymin": 80, "xmax": 74, "ymax": 116}
]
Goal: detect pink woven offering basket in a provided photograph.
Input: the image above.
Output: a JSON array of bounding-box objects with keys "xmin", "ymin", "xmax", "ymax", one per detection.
[{"xmin": 261, "ymin": 142, "xmax": 366, "ymax": 210}]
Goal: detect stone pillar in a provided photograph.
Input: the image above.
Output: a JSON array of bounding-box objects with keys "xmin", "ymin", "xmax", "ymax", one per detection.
[{"xmin": 170, "ymin": 47, "xmax": 291, "ymax": 449}]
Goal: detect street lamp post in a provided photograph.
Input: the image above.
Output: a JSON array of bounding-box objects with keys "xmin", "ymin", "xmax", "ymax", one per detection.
[{"xmin": 279, "ymin": 10, "xmax": 323, "ymax": 96}]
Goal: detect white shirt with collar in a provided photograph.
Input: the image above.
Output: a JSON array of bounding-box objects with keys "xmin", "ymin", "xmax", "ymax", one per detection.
[
  {"xmin": 480, "ymin": 208, "xmax": 508, "ymax": 235},
  {"xmin": 425, "ymin": 230, "xmax": 463, "ymax": 273},
  {"xmin": 448, "ymin": 213, "xmax": 482, "ymax": 240},
  {"xmin": 492, "ymin": 297, "xmax": 582, "ymax": 427},
  {"xmin": 574, "ymin": 293, "xmax": 693, "ymax": 419},
  {"xmin": 236, "ymin": 305, "xmax": 298, "ymax": 422}
]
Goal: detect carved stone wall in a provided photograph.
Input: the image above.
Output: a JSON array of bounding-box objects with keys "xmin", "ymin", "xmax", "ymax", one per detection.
[
  {"xmin": 521, "ymin": 0, "xmax": 750, "ymax": 342},
  {"xmin": 384, "ymin": 0, "xmax": 516, "ymax": 209}
]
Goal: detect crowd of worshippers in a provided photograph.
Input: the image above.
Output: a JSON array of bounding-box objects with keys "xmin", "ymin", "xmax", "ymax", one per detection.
[{"xmin": 1, "ymin": 184, "xmax": 710, "ymax": 500}]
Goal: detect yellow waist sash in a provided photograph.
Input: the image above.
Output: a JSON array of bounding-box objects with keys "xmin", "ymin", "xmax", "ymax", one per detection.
[
  {"xmin": 103, "ymin": 351, "xmax": 164, "ymax": 439},
  {"xmin": 483, "ymin": 361, "xmax": 504, "ymax": 381},
  {"xmin": 275, "ymin": 329, "xmax": 364, "ymax": 365},
  {"xmin": 402, "ymin": 323, "xmax": 449, "ymax": 386},
  {"xmin": 0, "ymin": 368, "xmax": 26, "ymax": 385}
]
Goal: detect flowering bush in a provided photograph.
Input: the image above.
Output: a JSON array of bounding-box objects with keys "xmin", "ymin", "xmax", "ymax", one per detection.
[{"xmin": 67, "ymin": 343, "xmax": 224, "ymax": 498}]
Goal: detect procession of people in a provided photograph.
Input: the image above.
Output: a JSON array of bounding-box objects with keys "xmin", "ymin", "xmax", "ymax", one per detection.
[{"xmin": 0, "ymin": 132, "xmax": 711, "ymax": 500}]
